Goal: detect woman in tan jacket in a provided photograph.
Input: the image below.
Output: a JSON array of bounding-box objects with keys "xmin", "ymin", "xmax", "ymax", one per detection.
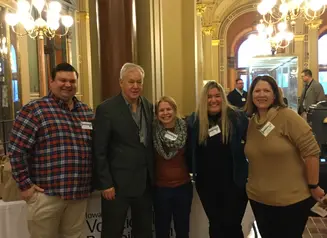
[{"xmin": 245, "ymin": 75, "xmax": 324, "ymax": 238}]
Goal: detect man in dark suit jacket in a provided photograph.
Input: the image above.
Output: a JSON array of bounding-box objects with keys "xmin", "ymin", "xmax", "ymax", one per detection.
[
  {"xmin": 227, "ymin": 78, "xmax": 248, "ymax": 108},
  {"xmin": 93, "ymin": 63, "xmax": 154, "ymax": 238},
  {"xmin": 298, "ymin": 69, "xmax": 325, "ymax": 119}
]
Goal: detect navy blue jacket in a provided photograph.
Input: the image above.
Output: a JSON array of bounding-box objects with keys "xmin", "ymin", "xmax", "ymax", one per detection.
[{"xmin": 186, "ymin": 109, "xmax": 249, "ymax": 188}]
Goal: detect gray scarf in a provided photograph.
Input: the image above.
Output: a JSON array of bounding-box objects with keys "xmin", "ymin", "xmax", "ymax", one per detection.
[{"xmin": 153, "ymin": 118, "xmax": 187, "ymax": 160}]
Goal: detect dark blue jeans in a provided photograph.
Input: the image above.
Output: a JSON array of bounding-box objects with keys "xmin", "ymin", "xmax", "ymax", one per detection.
[
  {"xmin": 154, "ymin": 182, "xmax": 193, "ymax": 238},
  {"xmin": 250, "ymin": 197, "xmax": 313, "ymax": 238}
]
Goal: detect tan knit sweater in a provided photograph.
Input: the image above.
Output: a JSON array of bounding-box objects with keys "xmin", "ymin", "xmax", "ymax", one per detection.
[{"xmin": 245, "ymin": 107, "xmax": 320, "ymax": 206}]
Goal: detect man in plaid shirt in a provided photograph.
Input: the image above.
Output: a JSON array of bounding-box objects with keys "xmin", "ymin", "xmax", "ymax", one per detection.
[{"xmin": 9, "ymin": 63, "xmax": 94, "ymax": 238}]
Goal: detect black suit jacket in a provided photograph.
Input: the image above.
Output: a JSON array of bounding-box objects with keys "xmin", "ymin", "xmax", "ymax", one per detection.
[
  {"xmin": 227, "ymin": 89, "xmax": 248, "ymax": 108},
  {"xmin": 93, "ymin": 93, "xmax": 154, "ymax": 197}
]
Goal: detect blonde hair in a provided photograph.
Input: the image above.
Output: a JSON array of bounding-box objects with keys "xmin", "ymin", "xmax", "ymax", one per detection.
[
  {"xmin": 197, "ymin": 81, "xmax": 234, "ymax": 144},
  {"xmin": 155, "ymin": 96, "xmax": 180, "ymax": 118}
]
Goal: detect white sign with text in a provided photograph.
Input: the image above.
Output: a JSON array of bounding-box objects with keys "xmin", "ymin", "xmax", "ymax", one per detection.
[{"xmin": 83, "ymin": 189, "xmax": 255, "ymax": 238}]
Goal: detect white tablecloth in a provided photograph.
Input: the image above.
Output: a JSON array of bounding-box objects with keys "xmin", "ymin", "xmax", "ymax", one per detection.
[
  {"xmin": 0, "ymin": 200, "xmax": 29, "ymax": 238},
  {"xmin": 0, "ymin": 191, "xmax": 255, "ymax": 238},
  {"xmin": 83, "ymin": 188, "xmax": 256, "ymax": 238}
]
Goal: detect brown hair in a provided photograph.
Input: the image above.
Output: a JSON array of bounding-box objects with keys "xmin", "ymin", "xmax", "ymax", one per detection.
[
  {"xmin": 302, "ymin": 69, "xmax": 312, "ymax": 77},
  {"xmin": 246, "ymin": 75, "xmax": 287, "ymax": 115}
]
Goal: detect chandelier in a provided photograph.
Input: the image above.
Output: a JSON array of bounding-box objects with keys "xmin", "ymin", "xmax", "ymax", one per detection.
[
  {"xmin": 5, "ymin": 0, "xmax": 74, "ymax": 40},
  {"xmin": 254, "ymin": 20, "xmax": 294, "ymax": 55},
  {"xmin": 257, "ymin": 0, "xmax": 327, "ymax": 25}
]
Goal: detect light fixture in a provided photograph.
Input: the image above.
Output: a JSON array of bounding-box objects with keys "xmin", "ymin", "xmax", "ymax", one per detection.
[
  {"xmin": 5, "ymin": 0, "xmax": 74, "ymax": 40},
  {"xmin": 248, "ymin": 34, "xmax": 272, "ymax": 56},
  {"xmin": 255, "ymin": 19, "xmax": 294, "ymax": 55},
  {"xmin": 257, "ymin": 0, "xmax": 327, "ymax": 25},
  {"xmin": 0, "ymin": 24, "xmax": 7, "ymax": 57}
]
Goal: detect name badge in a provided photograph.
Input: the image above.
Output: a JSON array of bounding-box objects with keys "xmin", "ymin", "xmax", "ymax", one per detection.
[
  {"xmin": 81, "ymin": 121, "xmax": 93, "ymax": 130},
  {"xmin": 242, "ymin": 98, "xmax": 246, "ymax": 102},
  {"xmin": 208, "ymin": 125, "xmax": 221, "ymax": 137},
  {"xmin": 259, "ymin": 121, "xmax": 275, "ymax": 137},
  {"xmin": 164, "ymin": 131, "xmax": 178, "ymax": 141}
]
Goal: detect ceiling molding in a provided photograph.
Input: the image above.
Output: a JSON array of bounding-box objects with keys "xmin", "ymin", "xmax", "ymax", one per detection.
[
  {"xmin": 216, "ymin": 2, "xmax": 258, "ymax": 39},
  {"xmin": 60, "ymin": 0, "xmax": 77, "ymax": 9}
]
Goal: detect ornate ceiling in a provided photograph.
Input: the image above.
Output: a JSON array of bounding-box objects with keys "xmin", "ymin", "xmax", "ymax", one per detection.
[
  {"xmin": 199, "ymin": 0, "xmax": 259, "ymax": 38},
  {"xmin": 201, "ymin": 0, "xmax": 257, "ymax": 22}
]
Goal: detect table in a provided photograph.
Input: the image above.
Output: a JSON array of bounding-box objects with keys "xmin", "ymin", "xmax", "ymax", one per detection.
[
  {"xmin": 0, "ymin": 200, "xmax": 29, "ymax": 238},
  {"xmin": 83, "ymin": 188, "xmax": 256, "ymax": 238},
  {"xmin": 1, "ymin": 191, "xmax": 255, "ymax": 238}
]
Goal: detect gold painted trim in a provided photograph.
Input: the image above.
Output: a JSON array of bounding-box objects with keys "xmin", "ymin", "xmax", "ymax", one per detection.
[
  {"xmin": 212, "ymin": 39, "xmax": 220, "ymax": 46},
  {"xmin": 306, "ymin": 19, "xmax": 323, "ymax": 30},
  {"xmin": 196, "ymin": 3, "xmax": 206, "ymax": 17},
  {"xmin": 202, "ymin": 26, "xmax": 214, "ymax": 36},
  {"xmin": 77, "ymin": 11, "xmax": 89, "ymax": 19},
  {"xmin": 294, "ymin": 34, "xmax": 305, "ymax": 42},
  {"xmin": 30, "ymin": 93, "xmax": 41, "ymax": 100}
]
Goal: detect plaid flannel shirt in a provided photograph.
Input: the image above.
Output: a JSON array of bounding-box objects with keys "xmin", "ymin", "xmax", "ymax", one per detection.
[{"xmin": 9, "ymin": 93, "xmax": 94, "ymax": 200}]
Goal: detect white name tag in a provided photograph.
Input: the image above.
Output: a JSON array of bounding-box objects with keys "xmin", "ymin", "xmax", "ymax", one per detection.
[
  {"xmin": 208, "ymin": 125, "xmax": 221, "ymax": 137},
  {"xmin": 242, "ymin": 98, "xmax": 246, "ymax": 102},
  {"xmin": 259, "ymin": 121, "xmax": 275, "ymax": 137},
  {"xmin": 164, "ymin": 131, "xmax": 178, "ymax": 141},
  {"xmin": 81, "ymin": 121, "xmax": 93, "ymax": 130}
]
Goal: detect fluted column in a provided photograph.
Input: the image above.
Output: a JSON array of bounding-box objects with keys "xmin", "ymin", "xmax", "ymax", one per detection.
[
  {"xmin": 97, "ymin": 0, "xmax": 134, "ymax": 100},
  {"xmin": 291, "ymin": 18, "xmax": 306, "ymax": 97},
  {"xmin": 293, "ymin": 34, "xmax": 305, "ymax": 96},
  {"xmin": 77, "ymin": 0, "xmax": 93, "ymax": 107},
  {"xmin": 202, "ymin": 26, "xmax": 214, "ymax": 81},
  {"xmin": 306, "ymin": 19, "xmax": 322, "ymax": 81},
  {"xmin": 195, "ymin": 3, "xmax": 205, "ymax": 102},
  {"xmin": 37, "ymin": 38, "xmax": 47, "ymax": 97},
  {"xmin": 211, "ymin": 39, "xmax": 219, "ymax": 83}
]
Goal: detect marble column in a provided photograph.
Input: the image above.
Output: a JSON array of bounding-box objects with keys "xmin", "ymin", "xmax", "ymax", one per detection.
[
  {"xmin": 97, "ymin": 0, "xmax": 134, "ymax": 100},
  {"xmin": 195, "ymin": 3, "xmax": 205, "ymax": 102},
  {"xmin": 307, "ymin": 19, "xmax": 322, "ymax": 81},
  {"xmin": 293, "ymin": 34, "xmax": 305, "ymax": 96},
  {"xmin": 202, "ymin": 26, "xmax": 214, "ymax": 81},
  {"xmin": 134, "ymin": 0, "xmax": 163, "ymax": 103},
  {"xmin": 37, "ymin": 38, "xmax": 47, "ymax": 97},
  {"xmin": 76, "ymin": 0, "xmax": 93, "ymax": 107},
  {"xmin": 211, "ymin": 39, "xmax": 219, "ymax": 83},
  {"xmin": 292, "ymin": 18, "xmax": 306, "ymax": 97}
]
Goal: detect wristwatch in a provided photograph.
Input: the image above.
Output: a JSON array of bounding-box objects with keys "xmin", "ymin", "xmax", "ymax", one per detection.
[{"xmin": 308, "ymin": 184, "xmax": 319, "ymax": 189}]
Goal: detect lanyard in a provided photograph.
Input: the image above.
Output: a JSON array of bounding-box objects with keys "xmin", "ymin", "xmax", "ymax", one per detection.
[
  {"xmin": 303, "ymin": 80, "xmax": 313, "ymax": 99},
  {"xmin": 138, "ymin": 104, "xmax": 146, "ymax": 144}
]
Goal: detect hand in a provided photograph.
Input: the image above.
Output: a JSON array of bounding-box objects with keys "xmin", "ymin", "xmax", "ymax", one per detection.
[
  {"xmin": 310, "ymin": 186, "xmax": 325, "ymax": 202},
  {"xmin": 21, "ymin": 185, "xmax": 44, "ymax": 201},
  {"xmin": 102, "ymin": 187, "xmax": 115, "ymax": 200}
]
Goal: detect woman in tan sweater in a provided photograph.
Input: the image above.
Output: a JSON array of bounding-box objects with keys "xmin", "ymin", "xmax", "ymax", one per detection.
[
  {"xmin": 245, "ymin": 75, "xmax": 325, "ymax": 238},
  {"xmin": 153, "ymin": 96, "xmax": 192, "ymax": 238}
]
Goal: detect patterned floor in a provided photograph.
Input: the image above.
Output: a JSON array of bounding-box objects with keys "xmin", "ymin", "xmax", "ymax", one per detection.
[
  {"xmin": 303, "ymin": 217, "xmax": 327, "ymax": 238},
  {"xmin": 247, "ymin": 217, "xmax": 327, "ymax": 238}
]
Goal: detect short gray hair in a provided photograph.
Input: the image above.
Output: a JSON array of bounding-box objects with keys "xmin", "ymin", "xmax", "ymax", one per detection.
[{"xmin": 119, "ymin": 63, "xmax": 145, "ymax": 80}]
